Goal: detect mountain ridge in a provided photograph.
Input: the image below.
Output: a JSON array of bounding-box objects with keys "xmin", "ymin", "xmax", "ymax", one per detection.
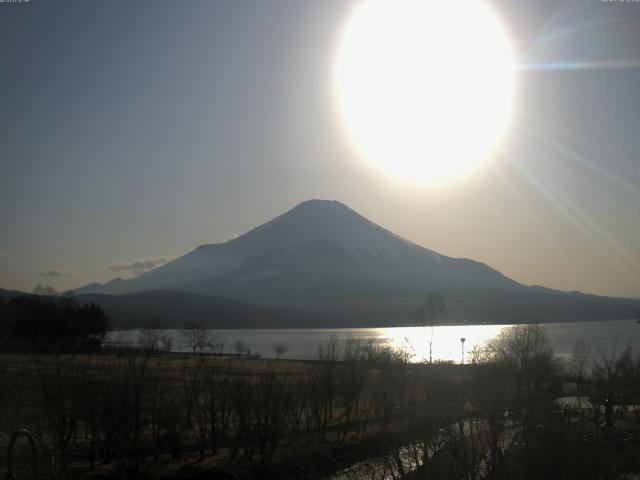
[{"xmin": 1, "ymin": 286, "xmax": 636, "ymax": 328}]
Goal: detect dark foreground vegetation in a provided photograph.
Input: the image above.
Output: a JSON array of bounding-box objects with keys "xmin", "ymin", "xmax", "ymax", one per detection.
[
  {"xmin": 1, "ymin": 324, "xmax": 640, "ymax": 479},
  {"xmin": 0, "ymin": 293, "xmax": 109, "ymax": 352}
]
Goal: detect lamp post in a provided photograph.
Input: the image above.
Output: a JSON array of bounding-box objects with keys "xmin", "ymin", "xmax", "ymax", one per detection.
[{"xmin": 460, "ymin": 337, "xmax": 466, "ymax": 365}]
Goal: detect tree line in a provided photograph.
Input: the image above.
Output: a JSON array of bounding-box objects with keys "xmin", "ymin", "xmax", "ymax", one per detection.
[{"xmin": 0, "ymin": 287, "xmax": 109, "ymax": 351}]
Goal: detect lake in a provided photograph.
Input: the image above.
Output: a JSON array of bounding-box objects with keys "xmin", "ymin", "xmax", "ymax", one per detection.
[{"xmin": 106, "ymin": 319, "xmax": 640, "ymax": 365}]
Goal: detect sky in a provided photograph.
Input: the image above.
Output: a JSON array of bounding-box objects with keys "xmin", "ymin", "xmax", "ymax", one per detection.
[{"xmin": 1, "ymin": 0, "xmax": 640, "ymax": 298}]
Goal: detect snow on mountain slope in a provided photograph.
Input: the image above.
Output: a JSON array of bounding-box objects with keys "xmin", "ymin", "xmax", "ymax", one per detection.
[{"xmin": 228, "ymin": 199, "xmax": 432, "ymax": 258}]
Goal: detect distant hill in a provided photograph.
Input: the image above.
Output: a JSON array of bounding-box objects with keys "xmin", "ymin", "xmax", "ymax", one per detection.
[
  {"xmin": 0, "ymin": 288, "xmax": 29, "ymax": 302},
  {"xmin": 0, "ymin": 287, "xmax": 379, "ymax": 328},
  {"xmin": 75, "ymin": 290, "xmax": 329, "ymax": 329},
  {"xmin": 71, "ymin": 199, "xmax": 638, "ymax": 326},
  {"xmin": 1, "ymin": 286, "xmax": 637, "ymax": 328},
  {"xmin": 83, "ymin": 290, "xmax": 638, "ymax": 328}
]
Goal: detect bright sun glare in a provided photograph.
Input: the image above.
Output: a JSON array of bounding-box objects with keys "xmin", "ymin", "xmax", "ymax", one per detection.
[{"xmin": 335, "ymin": 0, "xmax": 516, "ymax": 185}]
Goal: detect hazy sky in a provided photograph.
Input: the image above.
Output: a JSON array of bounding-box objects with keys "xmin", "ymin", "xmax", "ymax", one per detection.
[{"xmin": 2, "ymin": 0, "xmax": 640, "ymax": 298}]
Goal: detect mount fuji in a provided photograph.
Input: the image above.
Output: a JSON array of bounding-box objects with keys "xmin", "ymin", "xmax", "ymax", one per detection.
[{"xmin": 75, "ymin": 200, "xmax": 637, "ymax": 326}]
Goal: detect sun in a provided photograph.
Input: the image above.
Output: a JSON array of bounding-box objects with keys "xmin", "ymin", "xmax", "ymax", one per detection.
[{"xmin": 335, "ymin": 0, "xmax": 515, "ymax": 185}]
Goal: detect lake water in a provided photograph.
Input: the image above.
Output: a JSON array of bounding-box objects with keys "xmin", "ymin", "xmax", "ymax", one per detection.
[{"xmin": 106, "ymin": 319, "xmax": 640, "ymax": 365}]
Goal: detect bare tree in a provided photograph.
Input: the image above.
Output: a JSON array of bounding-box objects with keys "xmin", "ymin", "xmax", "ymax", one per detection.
[
  {"xmin": 160, "ymin": 334, "xmax": 173, "ymax": 353},
  {"xmin": 138, "ymin": 328, "xmax": 160, "ymax": 352},
  {"xmin": 415, "ymin": 293, "xmax": 445, "ymax": 363},
  {"xmin": 33, "ymin": 353, "xmax": 83, "ymax": 472},
  {"xmin": 208, "ymin": 331, "xmax": 225, "ymax": 355},
  {"xmin": 272, "ymin": 343, "xmax": 287, "ymax": 360},
  {"xmin": 233, "ymin": 339, "xmax": 246, "ymax": 356},
  {"xmin": 571, "ymin": 336, "xmax": 591, "ymax": 381},
  {"xmin": 180, "ymin": 322, "xmax": 209, "ymax": 355},
  {"xmin": 591, "ymin": 345, "xmax": 637, "ymax": 429},
  {"xmin": 482, "ymin": 323, "xmax": 555, "ymax": 393}
]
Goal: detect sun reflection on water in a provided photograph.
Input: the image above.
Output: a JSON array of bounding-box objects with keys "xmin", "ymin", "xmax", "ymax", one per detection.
[{"xmin": 376, "ymin": 324, "xmax": 508, "ymax": 363}]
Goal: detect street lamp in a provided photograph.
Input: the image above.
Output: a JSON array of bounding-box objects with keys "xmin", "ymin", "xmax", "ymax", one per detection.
[{"xmin": 460, "ymin": 337, "xmax": 466, "ymax": 365}]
